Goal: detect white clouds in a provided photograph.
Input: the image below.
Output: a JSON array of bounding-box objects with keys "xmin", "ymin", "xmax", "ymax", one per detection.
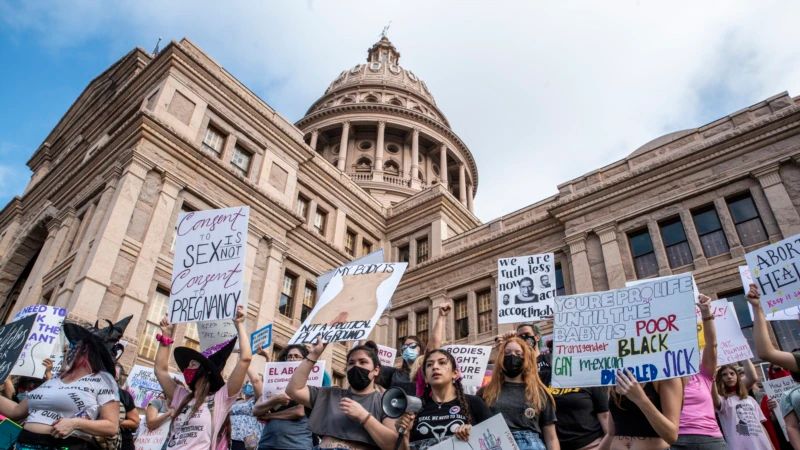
[{"xmin": 2, "ymin": 1, "xmax": 800, "ymax": 221}]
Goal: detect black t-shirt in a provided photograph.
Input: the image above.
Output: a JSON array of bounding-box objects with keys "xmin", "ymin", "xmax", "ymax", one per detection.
[
  {"xmin": 409, "ymin": 395, "xmax": 492, "ymax": 450},
  {"xmin": 537, "ymin": 353, "xmax": 552, "ymax": 386},
  {"xmin": 377, "ymin": 366, "xmax": 416, "ymax": 396},
  {"xmin": 550, "ymin": 387, "xmax": 608, "ymax": 450},
  {"xmin": 118, "ymin": 389, "xmax": 136, "ymax": 450},
  {"xmin": 477, "ymin": 382, "xmax": 556, "ymax": 435}
]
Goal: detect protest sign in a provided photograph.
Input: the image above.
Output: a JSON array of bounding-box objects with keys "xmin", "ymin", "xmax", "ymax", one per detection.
[
  {"xmin": 317, "ymin": 249, "xmax": 385, "ymax": 298},
  {"xmin": 497, "ymin": 254, "xmax": 556, "ymax": 323},
  {"xmin": 134, "ymin": 419, "xmax": 171, "ymax": 450},
  {"xmin": 198, "ymin": 320, "xmax": 239, "ymax": 352},
  {"xmin": 0, "ymin": 315, "xmax": 37, "ymax": 383},
  {"xmin": 0, "ymin": 415, "xmax": 21, "ymax": 450},
  {"xmin": 745, "ymin": 234, "xmax": 800, "ymax": 314},
  {"xmin": 709, "ymin": 299, "xmax": 753, "ymax": 365},
  {"xmin": 440, "ymin": 345, "xmax": 491, "ymax": 388},
  {"xmin": 377, "ymin": 344, "xmax": 397, "ymax": 367},
  {"xmin": 48, "ymin": 330, "xmax": 66, "ymax": 376},
  {"xmin": 168, "ymin": 206, "xmax": 249, "ymax": 324},
  {"xmin": 10, "ymin": 305, "xmax": 66, "ymax": 378},
  {"xmin": 126, "ymin": 365, "xmax": 185, "ymax": 409},
  {"xmin": 289, "ymin": 262, "xmax": 406, "ymax": 344},
  {"xmin": 428, "ymin": 413, "xmax": 519, "ymax": 450},
  {"xmin": 764, "ymin": 376, "xmax": 798, "ymax": 440},
  {"xmin": 250, "ymin": 324, "xmax": 272, "ymax": 355},
  {"xmin": 740, "ymin": 265, "xmax": 800, "ymax": 321},
  {"xmin": 552, "ymin": 273, "xmax": 699, "ymax": 387},
  {"xmin": 627, "ymin": 275, "xmax": 704, "ymax": 347},
  {"xmin": 262, "ymin": 361, "xmax": 326, "ymax": 398}
]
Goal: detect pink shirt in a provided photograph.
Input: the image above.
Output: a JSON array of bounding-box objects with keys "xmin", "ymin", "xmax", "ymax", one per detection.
[
  {"xmin": 678, "ymin": 363, "xmax": 723, "ymax": 437},
  {"xmin": 168, "ymin": 384, "xmax": 236, "ymax": 450}
]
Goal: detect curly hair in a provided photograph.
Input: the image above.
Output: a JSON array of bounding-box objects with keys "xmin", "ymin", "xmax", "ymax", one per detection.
[{"xmin": 421, "ymin": 349, "xmax": 472, "ymax": 424}]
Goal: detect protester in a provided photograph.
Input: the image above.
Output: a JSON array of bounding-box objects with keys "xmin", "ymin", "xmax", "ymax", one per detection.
[
  {"xmin": 495, "ymin": 323, "xmax": 551, "ymax": 385},
  {"xmin": 0, "ymin": 317, "xmax": 131, "ymax": 450},
  {"xmin": 478, "ymin": 337, "xmax": 559, "ymax": 450},
  {"xmin": 287, "ymin": 338, "xmax": 397, "ymax": 450},
  {"xmin": 713, "ymin": 361, "xmax": 774, "ymax": 449},
  {"xmin": 550, "ymin": 384, "xmax": 611, "ymax": 450},
  {"xmin": 145, "ymin": 391, "xmax": 175, "ymax": 450},
  {"xmin": 230, "ymin": 366, "xmax": 263, "ymax": 450},
  {"xmin": 2, "ymin": 358, "xmax": 54, "ymax": 402},
  {"xmin": 115, "ymin": 363, "xmax": 140, "ymax": 450},
  {"xmin": 154, "ymin": 305, "xmax": 252, "ymax": 450},
  {"xmin": 396, "ymin": 349, "xmax": 493, "ymax": 450},
  {"xmin": 758, "ymin": 364, "xmax": 793, "ymax": 450}
]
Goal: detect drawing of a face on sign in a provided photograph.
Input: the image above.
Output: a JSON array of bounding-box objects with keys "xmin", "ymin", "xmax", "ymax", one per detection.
[
  {"xmin": 516, "ymin": 277, "xmax": 539, "ymax": 304},
  {"xmin": 311, "ymin": 271, "xmax": 393, "ymax": 326},
  {"xmin": 540, "ymin": 274, "xmax": 551, "ymax": 289}
]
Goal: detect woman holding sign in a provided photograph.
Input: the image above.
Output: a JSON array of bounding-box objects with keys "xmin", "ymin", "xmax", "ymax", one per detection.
[
  {"xmin": 154, "ymin": 305, "xmax": 252, "ymax": 450},
  {"xmin": 713, "ymin": 362, "xmax": 774, "ymax": 449}
]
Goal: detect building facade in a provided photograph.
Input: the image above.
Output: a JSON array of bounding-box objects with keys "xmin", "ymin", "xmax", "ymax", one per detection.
[{"xmin": 2, "ymin": 37, "xmax": 800, "ymax": 378}]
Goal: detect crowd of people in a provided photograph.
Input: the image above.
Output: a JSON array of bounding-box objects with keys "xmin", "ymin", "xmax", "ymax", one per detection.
[{"xmin": 3, "ymin": 285, "xmax": 800, "ymax": 450}]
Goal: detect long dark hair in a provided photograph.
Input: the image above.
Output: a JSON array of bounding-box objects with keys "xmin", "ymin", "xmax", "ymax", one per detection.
[
  {"xmin": 277, "ymin": 345, "xmax": 309, "ymax": 361},
  {"xmin": 421, "ymin": 349, "xmax": 472, "ymax": 424},
  {"xmin": 347, "ymin": 341, "xmax": 381, "ymax": 371},
  {"xmin": 63, "ymin": 342, "xmax": 104, "ymax": 378}
]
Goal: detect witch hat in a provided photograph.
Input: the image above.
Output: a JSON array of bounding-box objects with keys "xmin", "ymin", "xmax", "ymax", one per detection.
[
  {"xmin": 63, "ymin": 315, "xmax": 133, "ymax": 374},
  {"xmin": 174, "ymin": 337, "xmax": 237, "ymax": 393}
]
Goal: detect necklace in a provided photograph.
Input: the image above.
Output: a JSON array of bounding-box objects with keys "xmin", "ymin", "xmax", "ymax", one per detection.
[{"xmin": 433, "ymin": 399, "xmax": 447, "ymax": 409}]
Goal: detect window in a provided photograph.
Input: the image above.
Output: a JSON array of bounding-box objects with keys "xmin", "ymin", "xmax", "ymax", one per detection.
[
  {"xmin": 314, "ymin": 209, "xmax": 327, "ymax": 235},
  {"xmin": 280, "ymin": 273, "xmax": 296, "ymax": 318},
  {"xmin": 361, "ymin": 239, "xmax": 373, "ymax": 256},
  {"xmin": 555, "ymin": 264, "xmax": 566, "ymax": 296},
  {"xmin": 398, "ymin": 245, "xmax": 410, "ymax": 263},
  {"xmin": 396, "ymin": 317, "xmax": 408, "ymax": 352},
  {"xmin": 296, "ymin": 196, "xmax": 309, "ymax": 219},
  {"xmin": 727, "ymin": 193, "xmax": 768, "ymax": 247},
  {"xmin": 660, "ymin": 217, "xmax": 693, "ymax": 268},
  {"xmin": 345, "ymin": 230, "xmax": 356, "ymax": 256},
  {"xmin": 184, "ymin": 323, "xmax": 200, "ymax": 351},
  {"xmin": 477, "ymin": 290, "xmax": 492, "ymax": 333},
  {"xmin": 454, "ymin": 297, "xmax": 469, "ymax": 339},
  {"xmin": 333, "ymin": 373, "xmax": 344, "ymax": 387},
  {"xmin": 628, "ymin": 229, "xmax": 659, "ymax": 278},
  {"xmin": 416, "ymin": 310, "xmax": 429, "ymax": 345},
  {"xmin": 231, "ymin": 145, "xmax": 252, "ymax": 177},
  {"xmin": 202, "ymin": 126, "xmax": 224, "ymax": 156},
  {"xmin": 139, "ymin": 289, "xmax": 170, "ymax": 360},
  {"xmin": 171, "ymin": 203, "xmax": 195, "ymax": 252},
  {"xmin": 301, "ymin": 284, "xmax": 316, "ymax": 322},
  {"xmin": 416, "ymin": 238, "xmax": 429, "ymax": 264},
  {"xmin": 692, "ymin": 205, "xmax": 730, "ymax": 258}
]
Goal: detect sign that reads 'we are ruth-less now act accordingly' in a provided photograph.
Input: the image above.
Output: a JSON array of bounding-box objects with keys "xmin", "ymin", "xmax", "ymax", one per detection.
[
  {"xmin": 551, "ymin": 273, "xmax": 699, "ymax": 388},
  {"xmin": 497, "ymin": 253, "xmax": 556, "ymax": 323},
  {"xmin": 169, "ymin": 206, "xmax": 249, "ymax": 324},
  {"xmin": 745, "ymin": 233, "xmax": 800, "ymax": 314}
]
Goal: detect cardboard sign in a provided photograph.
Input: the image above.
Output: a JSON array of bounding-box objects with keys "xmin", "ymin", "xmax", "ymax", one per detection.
[
  {"xmin": 262, "ymin": 361, "xmax": 326, "ymax": 399},
  {"xmin": 627, "ymin": 275, "xmax": 704, "ymax": 347},
  {"xmin": 740, "ymin": 266, "xmax": 800, "ymax": 321},
  {"xmin": 377, "ymin": 344, "xmax": 397, "ymax": 367},
  {"xmin": 428, "ymin": 413, "xmax": 519, "ymax": 450},
  {"xmin": 497, "ymin": 254, "xmax": 556, "ymax": 323},
  {"xmin": 317, "ymin": 249, "xmax": 385, "ymax": 299},
  {"xmin": 440, "ymin": 345, "xmax": 492, "ymax": 388},
  {"xmin": 745, "ymin": 234, "xmax": 800, "ymax": 314},
  {"xmin": 134, "ymin": 419, "xmax": 171, "ymax": 450},
  {"xmin": 289, "ymin": 263, "xmax": 407, "ymax": 344},
  {"xmin": 168, "ymin": 206, "xmax": 249, "ymax": 324},
  {"xmin": 0, "ymin": 315, "xmax": 37, "ymax": 383},
  {"xmin": 250, "ymin": 324, "xmax": 272, "ymax": 355},
  {"xmin": 710, "ymin": 299, "xmax": 753, "ymax": 365},
  {"xmin": 763, "ymin": 376, "xmax": 798, "ymax": 441},
  {"xmin": 11, "ymin": 305, "xmax": 66, "ymax": 378},
  {"xmin": 198, "ymin": 320, "xmax": 239, "ymax": 352},
  {"xmin": 125, "ymin": 365, "xmax": 185, "ymax": 409},
  {"xmin": 552, "ymin": 273, "xmax": 699, "ymax": 387},
  {"xmin": 0, "ymin": 416, "xmax": 21, "ymax": 450}
]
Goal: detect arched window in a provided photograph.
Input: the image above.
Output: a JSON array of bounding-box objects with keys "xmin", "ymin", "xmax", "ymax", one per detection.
[
  {"xmin": 389, "ymin": 98, "xmax": 403, "ymax": 107},
  {"xmin": 364, "ymin": 95, "xmax": 378, "ymax": 103},
  {"xmin": 384, "ymin": 160, "xmax": 400, "ymax": 175},
  {"xmin": 341, "ymin": 97, "xmax": 354, "ymax": 104},
  {"xmin": 355, "ymin": 157, "xmax": 372, "ymax": 171}
]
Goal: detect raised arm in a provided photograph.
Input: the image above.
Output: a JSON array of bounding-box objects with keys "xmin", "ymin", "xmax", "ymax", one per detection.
[
  {"xmin": 429, "ymin": 302, "xmax": 451, "ymax": 350},
  {"xmin": 697, "ymin": 294, "xmax": 718, "ymax": 376},
  {"xmin": 286, "ymin": 336, "xmax": 325, "ymax": 408},
  {"xmin": 741, "ymin": 358, "xmax": 758, "ymax": 391},
  {"xmin": 154, "ymin": 315, "xmax": 178, "ymax": 400},
  {"xmin": 247, "ymin": 364, "xmax": 263, "ymax": 400},
  {"xmin": 227, "ymin": 305, "xmax": 253, "ymax": 397},
  {"xmin": 746, "ymin": 284, "xmax": 799, "ymax": 371},
  {"xmin": 711, "ymin": 375, "xmax": 721, "ymax": 410}
]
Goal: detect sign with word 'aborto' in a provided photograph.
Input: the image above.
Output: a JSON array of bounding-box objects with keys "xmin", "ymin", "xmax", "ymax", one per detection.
[
  {"xmin": 377, "ymin": 344, "xmax": 397, "ymax": 367},
  {"xmin": 497, "ymin": 253, "xmax": 556, "ymax": 323},
  {"xmin": 262, "ymin": 361, "xmax": 326, "ymax": 399},
  {"xmin": 551, "ymin": 273, "xmax": 699, "ymax": 388},
  {"xmin": 441, "ymin": 345, "xmax": 492, "ymax": 388},
  {"xmin": 169, "ymin": 206, "xmax": 249, "ymax": 324},
  {"xmin": 11, "ymin": 305, "xmax": 66, "ymax": 378},
  {"xmin": 745, "ymin": 234, "xmax": 800, "ymax": 314}
]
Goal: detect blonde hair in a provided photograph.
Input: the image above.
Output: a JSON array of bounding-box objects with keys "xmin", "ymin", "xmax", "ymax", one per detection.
[{"xmin": 480, "ymin": 337, "xmax": 553, "ymax": 414}]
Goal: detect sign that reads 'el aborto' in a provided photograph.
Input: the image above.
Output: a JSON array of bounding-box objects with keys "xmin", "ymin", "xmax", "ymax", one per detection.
[
  {"xmin": 551, "ymin": 273, "xmax": 699, "ymax": 388},
  {"xmin": 745, "ymin": 233, "xmax": 800, "ymax": 314},
  {"xmin": 289, "ymin": 262, "xmax": 406, "ymax": 344},
  {"xmin": 169, "ymin": 206, "xmax": 249, "ymax": 324},
  {"xmin": 497, "ymin": 253, "xmax": 555, "ymax": 323}
]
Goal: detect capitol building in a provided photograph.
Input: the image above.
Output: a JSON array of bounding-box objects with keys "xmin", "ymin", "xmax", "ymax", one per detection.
[{"xmin": 2, "ymin": 36, "xmax": 800, "ymax": 378}]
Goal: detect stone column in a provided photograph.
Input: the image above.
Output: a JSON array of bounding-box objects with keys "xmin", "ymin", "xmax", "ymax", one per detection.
[
  {"xmin": 337, "ymin": 122, "xmax": 350, "ymax": 172},
  {"xmin": 256, "ymin": 238, "xmax": 288, "ymax": 329},
  {"xmin": 15, "ymin": 217, "xmax": 61, "ymax": 309},
  {"xmin": 752, "ymin": 164, "xmax": 800, "ymax": 238},
  {"xmin": 439, "ymin": 144, "xmax": 448, "ymax": 188},
  {"xmin": 679, "ymin": 209, "xmax": 707, "ymax": 268},
  {"xmin": 647, "ymin": 220, "xmax": 672, "ymax": 276},
  {"xmin": 0, "ymin": 219, "xmax": 20, "ymax": 260},
  {"xmin": 713, "ymin": 197, "xmax": 745, "ymax": 258},
  {"xmin": 306, "ymin": 199, "xmax": 318, "ymax": 229},
  {"xmin": 467, "ymin": 184, "xmax": 474, "ymax": 213},
  {"xmin": 466, "ymin": 290, "xmax": 478, "ymax": 343},
  {"xmin": 430, "ymin": 218, "xmax": 448, "ymax": 258},
  {"xmin": 596, "ymin": 224, "xmax": 626, "ymax": 289},
  {"xmin": 333, "ymin": 208, "xmax": 347, "ymax": 249},
  {"xmin": 375, "ymin": 121, "xmax": 385, "ymax": 170},
  {"xmin": 410, "ymin": 129, "xmax": 420, "ymax": 189},
  {"xmin": 565, "ymin": 233, "xmax": 593, "ymax": 294},
  {"xmin": 458, "ymin": 164, "xmax": 467, "ymax": 206},
  {"xmin": 291, "ymin": 274, "xmax": 307, "ymax": 323},
  {"xmin": 309, "ymin": 129, "xmax": 319, "ymax": 151}
]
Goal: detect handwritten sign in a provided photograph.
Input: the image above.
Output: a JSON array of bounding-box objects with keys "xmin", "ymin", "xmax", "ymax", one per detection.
[
  {"xmin": 198, "ymin": 320, "xmax": 239, "ymax": 352},
  {"xmin": 428, "ymin": 414, "xmax": 519, "ymax": 450},
  {"xmin": 552, "ymin": 273, "xmax": 699, "ymax": 387},
  {"xmin": 134, "ymin": 418, "xmax": 171, "ymax": 450},
  {"xmin": 0, "ymin": 315, "xmax": 37, "ymax": 383},
  {"xmin": 125, "ymin": 365, "xmax": 185, "ymax": 409},
  {"xmin": 48, "ymin": 330, "xmax": 66, "ymax": 376},
  {"xmin": 289, "ymin": 263, "xmax": 406, "ymax": 344},
  {"xmin": 497, "ymin": 254, "xmax": 555, "ymax": 323},
  {"xmin": 740, "ymin": 265, "xmax": 799, "ymax": 321},
  {"xmin": 262, "ymin": 361, "xmax": 326, "ymax": 399},
  {"xmin": 377, "ymin": 344, "xmax": 397, "ymax": 367},
  {"xmin": 745, "ymin": 234, "xmax": 800, "ymax": 314},
  {"xmin": 11, "ymin": 305, "xmax": 67, "ymax": 378},
  {"xmin": 250, "ymin": 324, "xmax": 272, "ymax": 355},
  {"xmin": 709, "ymin": 299, "xmax": 753, "ymax": 365},
  {"xmin": 627, "ymin": 275, "xmax": 704, "ymax": 347},
  {"xmin": 764, "ymin": 376, "xmax": 798, "ymax": 440},
  {"xmin": 168, "ymin": 206, "xmax": 249, "ymax": 324},
  {"xmin": 317, "ymin": 249, "xmax": 385, "ymax": 299},
  {"xmin": 440, "ymin": 345, "xmax": 492, "ymax": 388}
]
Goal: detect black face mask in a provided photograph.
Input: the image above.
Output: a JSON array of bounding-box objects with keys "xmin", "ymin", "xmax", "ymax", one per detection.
[
  {"xmin": 502, "ymin": 355, "xmax": 524, "ymax": 378},
  {"xmin": 347, "ymin": 365, "xmax": 373, "ymax": 391}
]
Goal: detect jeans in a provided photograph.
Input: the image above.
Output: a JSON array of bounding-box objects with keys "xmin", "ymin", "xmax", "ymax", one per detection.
[
  {"xmin": 671, "ymin": 434, "xmax": 728, "ymax": 450},
  {"xmin": 512, "ymin": 430, "xmax": 546, "ymax": 450}
]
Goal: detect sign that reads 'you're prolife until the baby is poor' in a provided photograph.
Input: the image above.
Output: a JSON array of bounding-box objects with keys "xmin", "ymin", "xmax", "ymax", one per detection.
[
  {"xmin": 551, "ymin": 273, "xmax": 699, "ymax": 388},
  {"xmin": 745, "ymin": 233, "xmax": 800, "ymax": 314},
  {"xmin": 497, "ymin": 253, "xmax": 556, "ymax": 323},
  {"xmin": 169, "ymin": 206, "xmax": 249, "ymax": 324}
]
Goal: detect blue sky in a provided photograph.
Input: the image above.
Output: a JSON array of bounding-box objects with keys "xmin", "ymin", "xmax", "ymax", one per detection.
[{"xmin": 2, "ymin": 1, "xmax": 800, "ymax": 221}]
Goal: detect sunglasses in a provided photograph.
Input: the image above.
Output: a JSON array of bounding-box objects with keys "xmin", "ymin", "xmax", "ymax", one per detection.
[{"xmin": 401, "ymin": 343, "xmax": 419, "ymax": 351}]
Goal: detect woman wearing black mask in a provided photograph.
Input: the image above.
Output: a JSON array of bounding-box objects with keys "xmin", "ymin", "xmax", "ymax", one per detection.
[
  {"xmin": 286, "ymin": 338, "xmax": 397, "ymax": 450},
  {"xmin": 478, "ymin": 337, "xmax": 558, "ymax": 450}
]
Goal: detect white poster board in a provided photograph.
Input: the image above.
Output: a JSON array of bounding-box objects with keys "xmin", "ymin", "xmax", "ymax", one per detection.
[
  {"xmin": 740, "ymin": 265, "xmax": 800, "ymax": 321},
  {"xmin": 262, "ymin": 361, "xmax": 326, "ymax": 398},
  {"xmin": 711, "ymin": 299, "xmax": 753, "ymax": 365},
  {"xmin": 627, "ymin": 274, "xmax": 704, "ymax": 347},
  {"xmin": 497, "ymin": 254, "xmax": 556, "ymax": 323},
  {"xmin": 198, "ymin": 320, "xmax": 239, "ymax": 352},
  {"xmin": 764, "ymin": 376, "xmax": 798, "ymax": 441},
  {"xmin": 168, "ymin": 206, "xmax": 249, "ymax": 324},
  {"xmin": 134, "ymin": 419, "xmax": 171, "ymax": 450},
  {"xmin": 49, "ymin": 330, "xmax": 66, "ymax": 376},
  {"xmin": 552, "ymin": 273, "xmax": 699, "ymax": 387},
  {"xmin": 317, "ymin": 249, "xmax": 385, "ymax": 298},
  {"xmin": 126, "ymin": 365, "xmax": 185, "ymax": 409},
  {"xmin": 745, "ymin": 234, "xmax": 800, "ymax": 314},
  {"xmin": 11, "ymin": 305, "xmax": 67, "ymax": 378},
  {"xmin": 440, "ymin": 345, "xmax": 492, "ymax": 388},
  {"xmin": 428, "ymin": 413, "xmax": 519, "ymax": 450},
  {"xmin": 377, "ymin": 344, "xmax": 397, "ymax": 367},
  {"xmin": 290, "ymin": 263, "xmax": 407, "ymax": 344}
]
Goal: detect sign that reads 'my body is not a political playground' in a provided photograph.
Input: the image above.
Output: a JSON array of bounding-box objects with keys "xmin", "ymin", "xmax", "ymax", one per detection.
[
  {"xmin": 497, "ymin": 253, "xmax": 556, "ymax": 323},
  {"xmin": 551, "ymin": 273, "xmax": 699, "ymax": 388},
  {"xmin": 745, "ymin": 233, "xmax": 800, "ymax": 314},
  {"xmin": 169, "ymin": 206, "xmax": 249, "ymax": 324}
]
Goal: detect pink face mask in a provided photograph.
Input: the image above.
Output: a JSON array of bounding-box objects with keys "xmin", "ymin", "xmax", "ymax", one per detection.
[{"xmin": 183, "ymin": 368, "xmax": 199, "ymax": 385}]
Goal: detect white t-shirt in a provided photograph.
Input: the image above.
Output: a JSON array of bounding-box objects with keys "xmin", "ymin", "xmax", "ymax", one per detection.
[
  {"xmin": 26, "ymin": 372, "xmax": 119, "ymax": 430},
  {"xmin": 717, "ymin": 395, "xmax": 771, "ymax": 450}
]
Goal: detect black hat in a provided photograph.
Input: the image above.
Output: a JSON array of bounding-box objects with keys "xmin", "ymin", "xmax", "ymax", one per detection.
[
  {"xmin": 174, "ymin": 337, "xmax": 237, "ymax": 393},
  {"xmin": 63, "ymin": 315, "xmax": 132, "ymax": 375}
]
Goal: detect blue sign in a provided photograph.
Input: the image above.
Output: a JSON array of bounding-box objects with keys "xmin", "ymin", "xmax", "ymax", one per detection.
[{"xmin": 250, "ymin": 324, "xmax": 272, "ymax": 355}]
